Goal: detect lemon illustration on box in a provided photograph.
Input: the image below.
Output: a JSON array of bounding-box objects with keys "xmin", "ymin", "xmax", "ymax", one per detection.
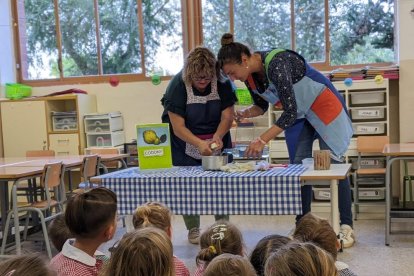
[{"xmin": 137, "ymin": 123, "xmax": 172, "ymax": 170}]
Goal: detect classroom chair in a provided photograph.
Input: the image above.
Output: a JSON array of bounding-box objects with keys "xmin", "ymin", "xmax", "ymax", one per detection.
[
  {"xmin": 402, "ymin": 160, "xmax": 414, "ymax": 207},
  {"xmin": 16, "ymin": 150, "xmax": 56, "ymax": 203},
  {"xmin": 1, "ymin": 161, "xmax": 66, "ymax": 259},
  {"xmin": 74, "ymin": 155, "xmax": 101, "ymax": 191},
  {"xmin": 353, "ymin": 136, "xmax": 389, "ymax": 220},
  {"xmin": 86, "ymin": 147, "xmax": 121, "ymax": 173}
]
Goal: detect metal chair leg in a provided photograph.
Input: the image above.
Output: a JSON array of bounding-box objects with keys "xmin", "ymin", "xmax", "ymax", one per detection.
[
  {"xmin": 23, "ymin": 211, "xmax": 30, "ymax": 240},
  {"xmin": 36, "ymin": 210, "xmax": 52, "ymax": 259},
  {"xmin": 0, "ymin": 211, "xmax": 13, "ymax": 255}
]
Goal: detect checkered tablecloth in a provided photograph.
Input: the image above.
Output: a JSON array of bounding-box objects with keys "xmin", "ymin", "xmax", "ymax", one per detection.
[{"xmin": 99, "ymin": 165, "xmax": 306, "ymax": 215}]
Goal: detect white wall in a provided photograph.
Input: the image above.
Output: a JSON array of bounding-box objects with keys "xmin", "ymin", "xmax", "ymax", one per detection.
[
  {"xmin": 397, "ymin": 0, "xmax": 414, "ymax": 142},
  {"xmin": 0, "ymin": 0, "xmax": 15, "ymax": 96}
]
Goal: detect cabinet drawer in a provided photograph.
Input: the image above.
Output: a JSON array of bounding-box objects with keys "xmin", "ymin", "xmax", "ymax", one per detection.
[
  {"xmin": 313, "ymin": 187, "xmax": 331, "ymax": 201},
  {"xmin": 350, "ymin": 107, "xmax": 386, "ymax": 121},
  {"xmin": 358, "ymin": 187, "xmax": 385, "ymax": 200},
  {"xmin": 86, "ymin": 131, "xmax": 125, "ymax": 147},
  {"xmin": 352, "ymin": 123, "xmax": 386, "ymax": 135},
  {"xmin": 349, "ymin": 91, "xmax": 385, "ymax": 106},
  {"xmin": 52, "ymin": 115, "xmax": 78, "ymax": 131},
  {"xmin": 84, "ymin": 113, "xmax": 123, "ymax": 132},
  {"xmin": 49, "ymin": 134, "xmax": 79, "ymax": 155}
]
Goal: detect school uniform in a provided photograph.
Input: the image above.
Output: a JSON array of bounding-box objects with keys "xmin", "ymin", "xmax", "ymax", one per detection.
[{"xmin": 50, "ymin": 239, "xmax": 103, "ymax": 276}]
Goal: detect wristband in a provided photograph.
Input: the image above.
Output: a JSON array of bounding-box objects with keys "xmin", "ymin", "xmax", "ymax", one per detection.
[{"xmin": 257, "ymin": 136, "xmax": 267, "ymax": 145}]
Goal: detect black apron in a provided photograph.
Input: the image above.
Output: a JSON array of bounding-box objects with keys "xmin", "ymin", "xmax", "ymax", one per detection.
[{"xmin": 170, "ymin": 78, "xmax": 232, "ymax": 166}]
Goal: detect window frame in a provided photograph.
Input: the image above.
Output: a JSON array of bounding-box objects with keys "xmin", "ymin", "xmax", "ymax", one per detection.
[
  {"xmin": 11, "ymin": 0, "xmax": 184, "ymax": 86},
  {"xmin": 196, "ymin": 0, "xmax": 395, "ymax": 72},
  {"xmin": 11, "ymin": 0, "xmax": 395, "ymax": 86}
]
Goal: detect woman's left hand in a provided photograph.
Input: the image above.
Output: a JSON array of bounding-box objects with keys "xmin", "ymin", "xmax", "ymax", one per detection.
[
  {"xmin": 211, "ymin": 134, "xmax": 223, "ymax": 150},
  {"xmin": 245, "ymin": 138, "xmax": 265, "ymax": 158}
]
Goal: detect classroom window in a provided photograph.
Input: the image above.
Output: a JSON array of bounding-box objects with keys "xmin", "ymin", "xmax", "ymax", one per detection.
[
  {"xmin": 201, "ymin": 0, "xmax": 395, "ymax": 69},
  {"xmin": 14, "ymin": 0, "xmax": 183, "ymax": 83},
  {"xmin": 13, "ymin": 0, "xmax": 394, "ymax": 85}
]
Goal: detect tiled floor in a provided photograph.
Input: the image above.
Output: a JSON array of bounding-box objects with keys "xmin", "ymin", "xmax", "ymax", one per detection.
[
  {"xmin": 102, "ymin": 213, "xmax": 414, "ymax": 276},
  {"xmin": 3, "ymin": 213, "xmax": 414, "ymax": 276}
]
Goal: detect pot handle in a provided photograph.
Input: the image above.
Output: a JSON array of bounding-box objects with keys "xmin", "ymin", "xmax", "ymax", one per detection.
[{"xmin": 222, "ymin": 152, "xmax": 233, "ymax": 163}]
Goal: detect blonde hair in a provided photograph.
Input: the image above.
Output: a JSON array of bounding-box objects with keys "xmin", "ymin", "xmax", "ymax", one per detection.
[
  {"xmin": 0, "ymin": 253, "xmax": 56, "ymax": 276},
  {"xmin": 104, "ymin": 227, "xmax": 174, "ymax": 276},
  {"xmin": 182, "ymin": 46, "xmax": 220, "ymax": 85},
  {"xmin": 196, "ymin": 220, "xmax": 244, "ymax": 266},
  {"xmin": 293, "ymin": 212, "xmax": 338, "ymax": 260},
  {"xmin": 204, "ymin": 253, "xmax": 257, "ymax": 276},
  {"xmin": 264, "ymin": 242, "xmax": 338, "ymax": 276},
  {"xmin": 132, "ymin": 201, "xmax": 171, "ymax": 232}
]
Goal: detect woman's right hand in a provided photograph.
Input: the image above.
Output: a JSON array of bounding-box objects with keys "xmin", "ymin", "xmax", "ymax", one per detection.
[{"xmin": 198, "ymin": 140, "xmax": 213, "ymax": 156}]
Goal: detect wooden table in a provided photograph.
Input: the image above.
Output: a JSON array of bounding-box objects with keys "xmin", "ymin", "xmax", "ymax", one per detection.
[
  {"xmin": 383, "ymin": 143, "xmax": 414, "ymax": 245},
  {"xmin": 0, "ymin": 153, "xmax": 129, "ymax": 248},
  {"xmin": 301, "ymin": 164, "xmax": 352, "ymax": 234}
]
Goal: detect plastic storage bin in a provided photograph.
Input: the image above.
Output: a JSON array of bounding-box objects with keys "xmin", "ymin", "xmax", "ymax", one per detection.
[
  {"xmin": 349, "ymin": 91, "xmax": 385, "ymax": 106},
  {"xmin": 358, "ymin": 187, "xmax": 385, "ymax": 200},
  {"xmin": 313, "ymin": 187, "xmax": 331, "ymax": 201},
  {"xmin": 352, "ymin": 122, "xmax": 386, "ymax": 135},
  {"xmin": 86, "ymin": 131, "xmax": 125, "ymax": 147},
  {"xmin": 5, "ymin": 83, "xmax": 32, "ymax": 100},
  {"xmin": 235, "ymin": 88, "xmax": 253, "ymax": 105},
  {"xmin": 350, "ymin": 107, "xmax": 386, "ymax": 121},
  {"xmin": 84, "ymin": 112, "xmax": 123, "ymax": 133},
  {"xmin": 52, "ymin": 113, "xmax": 78, "ymax": 131}
]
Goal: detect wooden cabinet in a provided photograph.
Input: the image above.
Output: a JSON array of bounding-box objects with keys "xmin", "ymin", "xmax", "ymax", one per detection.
[{"xmin": 0, "ymin": 94, "xmax": 96, "ymax": 157}]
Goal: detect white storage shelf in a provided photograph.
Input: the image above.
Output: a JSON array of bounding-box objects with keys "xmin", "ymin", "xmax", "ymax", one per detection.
[
  {"xmin": 84, "ymin": 112, "xmax": 123, "ymax": 133},
  {"xmin": 84, "ymin": 112, "xmax": 125, "ymax": 148},
  {"xmin": 86, "ymin": 132, "xmax": 125, "ymax": 147}
]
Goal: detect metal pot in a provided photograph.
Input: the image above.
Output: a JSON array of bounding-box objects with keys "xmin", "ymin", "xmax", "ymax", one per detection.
[{"xmin": 201, "ymin": 153, "xmax": 232, "ymax": 171}]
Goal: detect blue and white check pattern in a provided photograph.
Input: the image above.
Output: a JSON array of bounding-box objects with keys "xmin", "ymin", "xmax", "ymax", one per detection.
[{"xmin": 99, "ymin": 165, "xmax": 306, "ymax": 215}]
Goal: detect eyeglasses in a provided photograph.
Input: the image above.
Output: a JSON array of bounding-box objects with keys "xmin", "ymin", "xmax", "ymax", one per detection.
[{"xmin": 193, "ymin": 76, "xmax": 212, "ymax": 82}]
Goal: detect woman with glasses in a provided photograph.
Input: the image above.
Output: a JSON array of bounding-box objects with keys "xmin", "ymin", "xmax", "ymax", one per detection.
[{"xmin": 161, "ymin": 46, "xmax": 237, "ymax": 244}]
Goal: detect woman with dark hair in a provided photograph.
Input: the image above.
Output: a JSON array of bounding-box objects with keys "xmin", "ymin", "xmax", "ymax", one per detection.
[
  {"xmin": 161, "ymin": 46, "xmax": 236, "ymax": 244},
  {"xmin": 217, "ymin": 33, "xmax": 355, "ymax": 248}
]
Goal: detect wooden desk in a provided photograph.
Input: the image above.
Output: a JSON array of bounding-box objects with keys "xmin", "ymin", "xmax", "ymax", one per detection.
[
  {"xmin": 383, "ymin": 143, "xmax": 414, "ymax": 245},
  {"xmin": 0, "ymin": 153, "xmax": 128, "ymax": 250},
  {"xmin": 0, "ymin": 165, "xmax": 45, "ymax": 254},
  {"xmin": 301, "ymin": 164, "xmax": 352, "ymax": 234}
]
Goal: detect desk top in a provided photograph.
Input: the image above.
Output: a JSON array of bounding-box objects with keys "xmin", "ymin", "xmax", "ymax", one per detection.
[
  {"xmin": 300, "ymin": 164, "xmax": 351, "ymax": 180},
  {"xmin": 0, "ymin": 154, "xmax": 128, "ymax": 168},
  {"xmin": 383, "ymin": 143, "xmax": 414, "ymax": 156},
  {"xmin": 0, "ymin": 166, "xmax": 44, "ymax": 179}
]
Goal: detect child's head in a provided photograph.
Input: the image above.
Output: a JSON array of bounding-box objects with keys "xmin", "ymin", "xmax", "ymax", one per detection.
[
  {"xmin": 249, "ymin": 234, "xmax": 291, "ymax": 276},
  {"xmin": 204, "ymin": 253, "xmax": 257, "ymax": 276},
  {"xmin": 104, "ymin": 227, "xmax": 174, "ymax": 276},
  {"xmin": 264, "ymin": 242, "xmax": 338, "ymax": 276},
  {"xmin": 0, "ymin": 253, "xmax": 56, "ymax": 276},
  {"xmin": 293, "ymin": 212, "xmax": 338, "ymax": 260},
  {"xmin": 48, "ymin": 213, "xmax": 72, "ymax": 251},
  {"xmin": 132, "ymin": 201, "xmax": 171, "ymax": 234},
  {"xmin": 65, "ymin": 187, "xmax": 117, "ymax": 241},
  {"xmin": 197, "ymin": 220, "xmax": 244, "ymax": 266}
]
